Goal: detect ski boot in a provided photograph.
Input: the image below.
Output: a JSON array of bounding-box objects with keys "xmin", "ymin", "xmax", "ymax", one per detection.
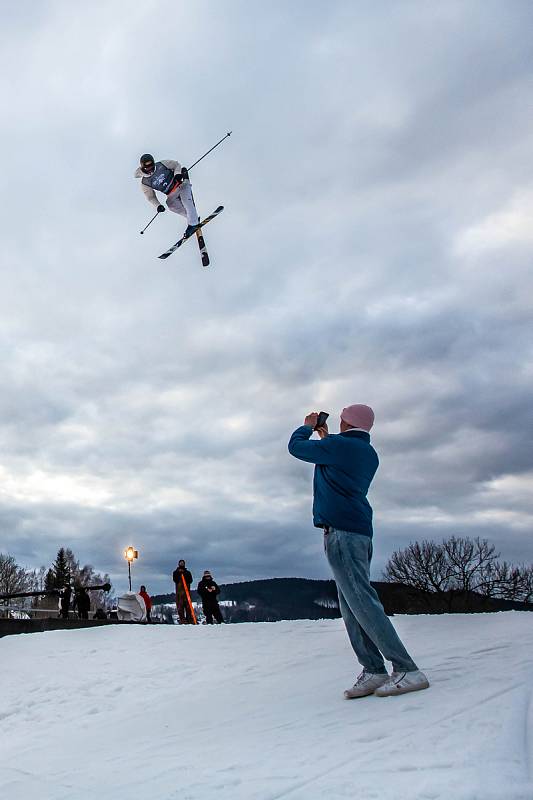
[{"xmin": 184, "ymin": 222, "xmax": 201, "ymax": 239}]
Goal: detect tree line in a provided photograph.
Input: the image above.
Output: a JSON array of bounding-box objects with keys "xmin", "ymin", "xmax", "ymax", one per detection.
[
  {"xmin": 0, "ymin": 547, "xmax": 111, "ymax": 610},
  {"xmin": 383, "ymin": 536, "xmax": 533, "ymax": 611},
  {"xmin": 2, "ymin": 536, "xmax": 531, "ymax": 617}
]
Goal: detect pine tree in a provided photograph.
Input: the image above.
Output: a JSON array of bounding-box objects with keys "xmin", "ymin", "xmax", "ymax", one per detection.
[
  {"xmin": 65, "ymin": 549, "xmax": 80, "ymax": 584},
  {"xmin": 52, "ymin": 548, "xmax": 71, "ymax": 588},
  {"xmin": 44, "ymin": 568, "xmax": 56, "ymax": 591},
  {"xmin": 44, "ymin": 547, "xmax": 112, "ymax": 610}
]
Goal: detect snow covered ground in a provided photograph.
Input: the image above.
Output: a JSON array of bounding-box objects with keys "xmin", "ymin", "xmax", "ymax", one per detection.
[{"xmin": 1, "ymin": 613, "xmax": 532, "ymax": 800}]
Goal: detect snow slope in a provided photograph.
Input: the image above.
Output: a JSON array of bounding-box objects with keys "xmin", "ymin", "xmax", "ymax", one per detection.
[{"xmin": 1, "ymin": 613, "xmax": 532, "ymax": 800}]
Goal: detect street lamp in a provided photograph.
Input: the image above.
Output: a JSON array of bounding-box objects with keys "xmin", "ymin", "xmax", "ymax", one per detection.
[{"xmin": 124, "ymin": 546, "xmax": 139, "ymax": 591}]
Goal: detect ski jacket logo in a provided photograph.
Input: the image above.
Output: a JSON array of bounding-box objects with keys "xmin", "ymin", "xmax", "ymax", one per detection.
[{"xmin": 142, "ymin": 161, "xmax": 176, "ymax": 194}]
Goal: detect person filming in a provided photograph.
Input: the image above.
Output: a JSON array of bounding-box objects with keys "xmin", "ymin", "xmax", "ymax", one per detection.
[
  {"xmin": 288, "ymin": 404, "xmax": 429, "ymax": 699},
  {"xmin": 197, "ymin": 570, "xmax": 224, "ymax": 624}
]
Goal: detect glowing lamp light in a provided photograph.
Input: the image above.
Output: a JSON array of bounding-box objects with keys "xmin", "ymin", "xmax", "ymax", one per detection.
[
  {"xmin": 124, "ymin": 546, "xmax": 139, "ymax": 591},
  {"xmin": 125, "ymin": 547, "xmax": 138, "ymax": 562}
]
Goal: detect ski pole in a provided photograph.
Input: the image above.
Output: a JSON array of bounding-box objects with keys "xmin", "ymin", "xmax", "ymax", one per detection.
[
  {"xmin": 187, "ymin": 131, "xmax": 232, "ymax": 171},
  {"xmin": 181, "ymin": 573, "xmax": 198, "ymax": 625},
  {"xmin": 140, "ymin": 209, "xmax": 159, "ymax": 235}
]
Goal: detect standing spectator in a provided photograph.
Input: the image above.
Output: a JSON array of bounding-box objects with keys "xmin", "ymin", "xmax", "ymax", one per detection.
[
  {"xmin": 288, "ymin": 404, "xmax": 429, "ymax": 699},
  {"xmin": 59, "ymin": 584, "xmax": 71, "ymax": 619},
  {"xmin": 197, "ymin": 570, "xmax": 224, "ymax": 624},
  {"xmin": 73, "ymin": 586, "xmax": 91, "ymax": 620},
  {"xmin": 139, "ymin": 585, "xmax": 152, "ymax": 623},
  {"xmin": 172, "ymin": 559, "xmax": 194, "ymax": 624}
]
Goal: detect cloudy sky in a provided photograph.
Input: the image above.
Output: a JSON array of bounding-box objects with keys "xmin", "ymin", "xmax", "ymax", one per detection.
[{"xmin": 0, "ymin": 0, "xmax": 532, "ymax": 595}]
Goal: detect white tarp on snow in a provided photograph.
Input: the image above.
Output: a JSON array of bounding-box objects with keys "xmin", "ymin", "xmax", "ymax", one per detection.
[{"xmin": 116, "ymin": 591, "xmax": 146, "ymax": 622}]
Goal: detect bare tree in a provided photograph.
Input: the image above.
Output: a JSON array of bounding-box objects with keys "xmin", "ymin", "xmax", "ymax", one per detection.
[
  {"xmin": 0, "ymin": 554, "xmax": 33, "ymax": 598},
  {"xmin": 384, "ymin": 540, "xmax": 450, "ymax": 596},
  {"xmin": 521, "ymin": 566, "xmax": 533, "ymax": 604},
  {"xmin": 486, "ymin": 562, "xmax": 533, "ymax": 604},
  {"xmin": 26, "ymin": 566, "xmax": 46, "ymax": 608},
  {"xmin": 383, "ymin": 536, "xmax": 532, "ymax": 610},
  {"xmin": 0, "ymin": 549, "xmax": 112, "ymax": 616},
  {"xmin": 481, "ymin": 561, "xmax": 522, "ymax": 601},
  {"xmin": 443, "ymin": 537, "xmax": 499, "ymax": 596},
  {"xmin": 65, "ymin": 548, "xmax": 80, "ymax": 582},
  {"xmin": 61, "ymin": 549, "xmax": 112, "ymax": 610}
]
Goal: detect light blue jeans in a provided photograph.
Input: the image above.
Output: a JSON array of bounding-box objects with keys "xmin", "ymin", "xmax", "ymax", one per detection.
[{"xmin": 324, "ymin": 528, "xmax": 418, "ymax": 673}]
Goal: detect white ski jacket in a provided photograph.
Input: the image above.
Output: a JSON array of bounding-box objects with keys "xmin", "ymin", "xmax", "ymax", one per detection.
[{"xmin": 134, "ymin": 159, "xmax": 182, "ymax": 209}]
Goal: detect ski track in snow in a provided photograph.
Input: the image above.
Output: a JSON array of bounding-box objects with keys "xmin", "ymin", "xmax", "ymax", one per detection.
[{"xmin": 1, "ymin": 613, "xmax": 532, "ymax": 800}]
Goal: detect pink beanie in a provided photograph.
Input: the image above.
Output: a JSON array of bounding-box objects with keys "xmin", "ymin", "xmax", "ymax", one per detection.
[{"xmin": 340, "ymin": 404, "xmax": 375, "ymax": 431}]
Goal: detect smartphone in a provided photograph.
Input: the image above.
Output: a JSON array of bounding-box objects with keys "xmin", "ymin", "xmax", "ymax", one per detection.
[{"xmin": 315, "ymin": 411, "xmax": 329, "ymax": 430}]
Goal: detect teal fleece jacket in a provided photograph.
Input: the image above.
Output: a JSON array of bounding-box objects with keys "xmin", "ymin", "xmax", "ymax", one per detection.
[{"xmin": 288, "ymin": 425, "xmax": 379, "ymax": 536}]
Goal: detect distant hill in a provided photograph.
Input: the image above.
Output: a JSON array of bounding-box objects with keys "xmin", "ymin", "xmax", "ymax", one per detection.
[{"xmin": 151, "ymin": 577, "xmax": 533, "ymax": 622}]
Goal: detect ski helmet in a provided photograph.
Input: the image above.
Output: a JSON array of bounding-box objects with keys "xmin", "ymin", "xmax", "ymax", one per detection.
[{"xmin": 139, "ymin": 153, "xmax": 155, "ymax": 175}]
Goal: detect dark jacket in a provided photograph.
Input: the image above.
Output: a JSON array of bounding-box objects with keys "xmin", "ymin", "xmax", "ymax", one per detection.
[
  {"xmin": 197, "ymin": 578, "xmax": 221, "ymax": 607},
  {"xmin": 60, "ymin": 587, "xmax": 71, "ymax": 617},
  {"xmin": 73, "ymin": 588, "xmax": 91, "ymax": 613},
  {"xmin": 288, "ymin": 426, "xmax": 379, "ymax": 536},
  {"xmin": 173, "ymin": 568, "xmax": 193, "ymax": 590}
]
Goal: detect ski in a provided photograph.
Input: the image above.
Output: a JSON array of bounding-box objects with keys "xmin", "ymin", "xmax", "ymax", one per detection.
[
  {"xmin": 195, "ymin": 228, "xmax": 210, "ymax": 267},
  {"xmin": 191, "ymin": 188, "xmax": 210, "ymax": 267},
  {"xmin": 181, "ymin": 573, "xmax": 197, "ymax": 625},
  {"xmin": 158, "ymin": 206, "xmax": 224, "ymax": 260}
]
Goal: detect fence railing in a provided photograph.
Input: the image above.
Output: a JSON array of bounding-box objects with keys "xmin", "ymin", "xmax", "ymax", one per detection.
[{"xmin": 0, "ymin": 605, "xmax": 97, "ymax": 620}]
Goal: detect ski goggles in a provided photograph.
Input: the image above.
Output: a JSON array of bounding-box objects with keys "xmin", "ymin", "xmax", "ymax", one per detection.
[{"xmin": 140, "ymin": 160, "xmax": 155, "ymax": 175}]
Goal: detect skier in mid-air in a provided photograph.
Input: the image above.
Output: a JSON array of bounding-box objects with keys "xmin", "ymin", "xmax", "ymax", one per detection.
[
  {"xmin": 136, "ymin": 136, "xmax": 230, "ymax": 264},
  {"xmin": 135, "ymin": 153, "xmax": 200, "ymax": 238}
]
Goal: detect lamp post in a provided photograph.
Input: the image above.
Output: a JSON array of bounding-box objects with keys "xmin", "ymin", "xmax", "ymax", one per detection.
[{"xmin": 124, "ymin": 546, "xmax": 139, "ymax": 591}]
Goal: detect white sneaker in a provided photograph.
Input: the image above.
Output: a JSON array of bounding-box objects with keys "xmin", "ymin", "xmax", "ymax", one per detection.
[
  {"xmin": 374, "ymin": 669, "xmax": 429, "ymax": 697},
  {"xmin": 344, "ymin": 670, "xmax": 390, "ymax": 699}
]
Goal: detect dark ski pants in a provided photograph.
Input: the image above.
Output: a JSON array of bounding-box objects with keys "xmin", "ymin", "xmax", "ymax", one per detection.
[
  {"xmin": 324, "ymin": 528, "xmax": 418, "ymax": 674},
  {"xmin": 203, "ymin": 604, "xmax": 223, "ymax": 624}
]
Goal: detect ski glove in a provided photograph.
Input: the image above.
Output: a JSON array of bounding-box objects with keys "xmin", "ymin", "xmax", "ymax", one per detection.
[{"xmin": 157, "ymin": 204, "xmax": 166, "ymax": 213}]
